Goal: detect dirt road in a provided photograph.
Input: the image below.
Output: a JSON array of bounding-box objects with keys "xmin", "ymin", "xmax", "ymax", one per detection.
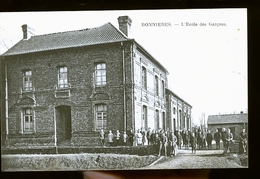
[{"xmin": 143, "ymin": 149, "xmax": 245, "ymax": 169}]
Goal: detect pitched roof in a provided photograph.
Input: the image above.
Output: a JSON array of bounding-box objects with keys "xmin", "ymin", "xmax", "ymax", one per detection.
[
  {"xmin": 207, "ymin": 113, "xmax": 248, "ymax": 125},
  {"xmin": 2, "ymin": 22, "xmax": 130, "ymax": 56}
]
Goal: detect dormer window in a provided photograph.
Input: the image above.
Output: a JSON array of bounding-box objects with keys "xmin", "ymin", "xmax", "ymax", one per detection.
[
  {"xmin": 23, "ymin": 70, "xmax": 32, "ymax": 91},
  {"xmin": 58, "ymin": 66, "xmax": 68, "ymax": 88}
]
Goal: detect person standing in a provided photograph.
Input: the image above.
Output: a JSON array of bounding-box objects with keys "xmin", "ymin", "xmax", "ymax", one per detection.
[
  {"xmin": 177, "ymin": 130, "xmax": 183, "ymax": 149},
  {"xmin": 226, "ymin": 129, "xmax": 233, "ymax": 153},
  {"xmin": 136, "ymin": 130, "xmax": 143, "ymax": 146},
  {"xmin": 159, "ymin": 132, "xmax": 168, "ymax": 157},
  {"xmin": 107, "ymin": 130, "xmax": 114, "ymax": 146},
  {"xmin": 168, "ymin": 131, "xmax": 178, "ymax": 156},
  {"xmin": 122, "ymin": 131, "xmax": 128, "ymax": 146},
  {"xmin": 99, "ymin": 128, "xmax": 105, "ymax": 146},
  {"xmin": 222, "ymin": 128, "xmax": 228, "ymax": 153},
  {"xmin": 140, "ymin": 128, "xmax": 147, "ymax": 145},
  {"xmin": 128, "ymin": 129, "xmax": 134, "ymax": 146},
  {"xmin": 146, "ymin": 128, "xmax": 152, "ymax": 145},
  {"xmin": 150, "ymin": 129, "xmax": 156, "ymax": 145},
  {"xmin": 239, "ymin": 128, "xmax": 247, "ymax": 153},
  {"xmin": 206, "ymin": 130, "xmax": 213, "ymax": 149},
  {"xmin": 115, "ymin": 130, "xmax": 121, "ymax": 146},
  {"xmin": 190, "ymin": 133, "xmax": 197, "ymax": 154},
  {"xmin": 214, "ymin": 129, "xmax": 221, "ymax": 150}
]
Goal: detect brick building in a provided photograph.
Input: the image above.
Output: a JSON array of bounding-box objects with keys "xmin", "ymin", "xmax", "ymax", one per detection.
[
  {"xmin": 207, "ymin": 112, "xmax": 248, "ymax": 140},
  {"xmin": 1, "ymin": 16, "xmax": 192, "ymax": 147},
  {"xmin": 166, "ymin": 88, "xmax": 192, "ymax": 132}
]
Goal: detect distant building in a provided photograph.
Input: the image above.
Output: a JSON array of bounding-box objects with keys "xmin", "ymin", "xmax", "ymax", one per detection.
[
  {"xmin": 166, "ymin": 88, "xmax": 192, "ymax": 132},
  {"xmin": 207, "ymin": 112, "xmax": 248, "ymax": 140},
  {"xmin": 1, "ymin": 16, "xmax": 192, "ymax": 147}
]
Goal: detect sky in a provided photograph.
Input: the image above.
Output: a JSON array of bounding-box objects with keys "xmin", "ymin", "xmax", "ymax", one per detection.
[{"xmin": 0, "ymin": 9, "xmax": 247, "ymax": 125}]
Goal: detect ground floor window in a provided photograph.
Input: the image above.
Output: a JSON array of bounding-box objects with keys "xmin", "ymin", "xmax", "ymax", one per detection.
[
  {"xmin": 23, "ymin": 108, "xmax": 34, "ymax": 132},
  {"xmin": 95, "ymin": 104, "xmax": 107, "ymax": 130}
]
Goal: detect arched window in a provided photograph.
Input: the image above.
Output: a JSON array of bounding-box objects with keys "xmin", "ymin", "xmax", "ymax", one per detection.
[
  {"xmin": 142, "ymin": 105, "xmax": 148, "ymax": 129},
  {"xmin": 173, "ymin": 107, "xmax": 176, "ymax": 114},
  {"xmin": 155, "ymin": 109, "xmax": 160, "ymax": 130},
  {"xmin": 155, "ymin": 75, "xmax": 159, "ymax": 96},
  {"xmin": 142, "ymin": 66, "xmax": 147, "ymax": 89},
  {"xmin": 95, "ymin": 104, "xmax": 107, "ymax": 130}
]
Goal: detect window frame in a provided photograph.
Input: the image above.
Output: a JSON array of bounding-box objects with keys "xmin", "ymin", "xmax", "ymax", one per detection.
[
  {"xmin": 95, "ymin": 63, "xmax": 106, "ymax": 86},
  {"xmin": 23, "ymin": 70, "xmax": 33, "ymax": 91},
  {"xmin": 155, "ymin": 75, "xmax": 159, "ymax": 96},
  {"xmin": 57, "ymin": 66, "xmax": 69, "ymax": 89},
  {"xmin": 142, "ymin": 105, "xmax": 148, "ymax": 129},
  {"xmin": 142, "ymin": 66, "xmax": 147, "ymax": 90},
  {"xmin": 95, "ymin": 104, "xmax": 107, "ymax": 130},
  {"xmin": 23, "ymin": 108, "xmax": 34, "ymax": 133}
]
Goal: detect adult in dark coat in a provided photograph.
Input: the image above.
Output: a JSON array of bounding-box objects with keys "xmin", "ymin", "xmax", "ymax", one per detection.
[
  {"xmin": 177, "ymin": 131, "xmax": 183, "ymax": 149},
  {"xmin": 222, "ymin": 128, "xmax": 228, "ymax": 152},
  {"xmin": 128, "ymin": 129, "xmax": 134, "ymax": 146},
  {"xmin": 239, "ymin": 128, "xmax": 247, "ymax": 153},
  {"xmin": 214, "ymin": 129, "xmax": 221, "ymax": 150},
  {"xmin": 206, "ymin": 130, "xmax": 213, "ymax": 149}
]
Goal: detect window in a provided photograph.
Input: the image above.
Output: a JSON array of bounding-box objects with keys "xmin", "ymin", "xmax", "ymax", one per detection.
[
  {"xmin": 95, "ymin": 63, "xmax": 106, "ymax": 86},
  {"xmin": 155, "ymin": 110, "xmax": 160, "ymax": 130},
  {"xmin": 161, "ymin": 80, "xmax": 165, "ymax": 97},
  {"xmin": 142, "ymin": 105, "xmax": 148, "ymax": 129},
  {"xmin": 95, "ymin": 104, "xmax": 107, "ymax": 130},
  {"xmin": 23, "ymin": 70, "xmax": 32, "ymax": 91},
  {"xmin": 173, "ymin": 107, "xmax": 176, "ymax": 114},
  {"xmin": 142, "ymin": 66, "xmax": 147, "ymax": 89},
  {"xmin": 23, "ymin": 108, "xmax": 34, "ymax": 132},
  {"xmin": 162, "ymin": 112, "xmax": 166, "ymax": 130},
  {"xmin": 155, "ymin": 75, "xmax": 159, "ymax": 96},
  {"xmin": 58, "ymin": 66, "xmax": 68, "ymax": 88}
]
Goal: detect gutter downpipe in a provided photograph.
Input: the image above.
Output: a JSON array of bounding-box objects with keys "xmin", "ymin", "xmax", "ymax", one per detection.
[
  {"xmin": 53, "ymin": 107, "xmax": 58, "ymax": 154},
  {"xmin": 121, "ymin": 42, "xmax": 127, "ymax": 132},
  {"xmin": 5, "ymin": 61, "xmax": 9, "ymax": 145}
]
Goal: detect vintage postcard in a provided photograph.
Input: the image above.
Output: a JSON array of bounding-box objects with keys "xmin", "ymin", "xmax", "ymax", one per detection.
[{"xmin": 0, "ymin": 9, "xmax": 247, "ymax": 171}]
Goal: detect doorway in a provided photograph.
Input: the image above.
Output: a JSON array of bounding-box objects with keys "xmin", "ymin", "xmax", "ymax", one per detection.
[{"xmin": 55, "ymin": 106, "xmax": 72, "ymax": 144}]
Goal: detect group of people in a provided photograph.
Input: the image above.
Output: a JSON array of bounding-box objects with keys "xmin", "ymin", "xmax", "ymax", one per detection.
[
  {"xmin": 99, "ymin": 127, "xmax": 247, "ymax": 155},
  {"xmin": 99, "ymin": 128, "xmax": 179, "ymax": 156}
]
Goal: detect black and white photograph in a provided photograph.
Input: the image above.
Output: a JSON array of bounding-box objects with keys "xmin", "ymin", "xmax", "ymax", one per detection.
[{"xmin": 0, "ymin": 9, "xmax": 248, "ymax": 171}]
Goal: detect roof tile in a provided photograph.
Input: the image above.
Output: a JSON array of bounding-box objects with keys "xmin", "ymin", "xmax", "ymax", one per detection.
[{"xmin": 2, "ymin": 23, "xmax": 129, "ymax": 56}]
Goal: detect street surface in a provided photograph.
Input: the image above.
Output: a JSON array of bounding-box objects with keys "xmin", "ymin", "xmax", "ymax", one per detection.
[{"xmin": 143, "ymin": 149, "xmax": 244, "ymax": 169}]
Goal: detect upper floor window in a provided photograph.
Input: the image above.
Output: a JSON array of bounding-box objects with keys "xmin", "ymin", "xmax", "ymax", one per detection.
[
  {"xmin": 23, "ymin": 108, "xmax": 34, "ymax": 132},
  {"xmin": 58, "ymin": 66, "xmax": 68, "ymax": 88},
  {"xmin": 23, "ymin": 70, "xmax": 32, "ymax": 91},
  {"xmin": 155, "ymin": 75, "xmax": 159, "ymax": 96},
  {"xmin": 142, "ymin": 66, "xmax": 147, "ymax": 89},
  {"xmin": 95, "ymin": 63, "xmax": 106, "ymax": 86},
  {"xmin": 161, "ymin": 80, "xmax": 165, "ymax": 97},
  {"xmin": 173, "ymin": 107, "xmax": 176, "ymax": 114},
  {"xmin": 95, "ymin": 104, "xmax": 107, "ymax": 130}
]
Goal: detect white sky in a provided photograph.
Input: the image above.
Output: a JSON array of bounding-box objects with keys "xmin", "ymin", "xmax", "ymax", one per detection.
[{"xmin": 0, "ymin": 9, "xmax": 247, "ymax": 125}]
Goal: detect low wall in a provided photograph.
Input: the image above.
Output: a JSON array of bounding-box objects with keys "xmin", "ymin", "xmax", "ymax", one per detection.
[
  {"xmin": 2, "ymin": 145, "xmax": 158, "ymax": 155},
  {"xmin": 2, "ymin": 153, "xmax": 159, "ymax": 171}
]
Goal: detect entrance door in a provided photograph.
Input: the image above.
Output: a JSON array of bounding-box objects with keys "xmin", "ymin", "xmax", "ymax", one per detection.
[{"xmin": 55, "ymin": 106, "xmax": 72, "ymax": 143}]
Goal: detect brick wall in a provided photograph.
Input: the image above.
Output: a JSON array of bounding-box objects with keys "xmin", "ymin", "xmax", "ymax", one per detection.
[{"xmin": 3, "ymin": 42, "xmax": 132, "ymax": 146}]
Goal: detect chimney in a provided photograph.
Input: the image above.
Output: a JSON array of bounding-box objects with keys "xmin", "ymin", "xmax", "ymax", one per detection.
[
  {"xmin": 22, "ymin": 24, "xmax": 35, "ymax": 40},
  {"xmin": 118, "ymin": 16, "xmax": 132, "ymax": 37}
]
